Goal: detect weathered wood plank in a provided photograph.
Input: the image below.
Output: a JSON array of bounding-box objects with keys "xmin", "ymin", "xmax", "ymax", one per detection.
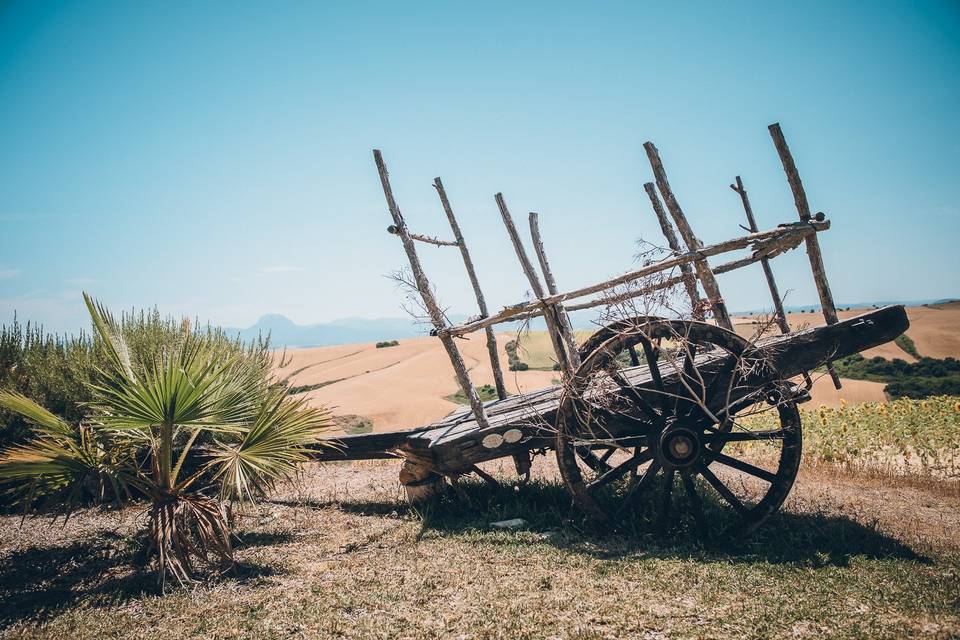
[
  {"xmin": 396, "ymin": 306, "xmax": 908, "ymax": 473},
  {"xmin": 445, "ymin": 220, "xmax": 828, "ymax": 337},
  {"xmin": 644, "ymin": 142, "xmax": 734, "ymax": 330},
  {"xmin": 495, "ymin": 193, "xmax": 573, "ymax": 374},
  {"xmin": 433, "ymin": 177, "xmax": 508, "ymax": 400},
  {"xmin": 643, "ymin": 182, "xmax": 702, "ymax": 314},
  {"xmin": 768, "ymin": 123, "xmax": 842, "ymax": 388},
  {"xmin": 529, "ymin": 211, "xmax": 581, "ymax": 369},
  {"xmin": 373, "ymin": 150, "xmax": 491, "ymax": 429}
]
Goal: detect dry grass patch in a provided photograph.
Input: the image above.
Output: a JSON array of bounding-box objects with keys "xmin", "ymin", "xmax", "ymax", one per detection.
[{"xmin": 2, "ymin": 455, "xmax": 959, "ymax": 639}]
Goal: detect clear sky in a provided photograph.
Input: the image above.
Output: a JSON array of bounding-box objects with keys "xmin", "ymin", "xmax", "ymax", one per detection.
[{"xmin": 1, "ymin": 1, "xmax": 958, "ymax": 334}]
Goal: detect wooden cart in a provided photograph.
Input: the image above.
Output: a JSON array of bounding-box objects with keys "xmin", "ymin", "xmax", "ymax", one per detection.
[{"xmin": 310, "ymin": 123, "xmax": 909, "ymax": 540}]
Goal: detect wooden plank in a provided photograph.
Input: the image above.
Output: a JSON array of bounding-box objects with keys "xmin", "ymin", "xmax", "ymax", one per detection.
[
  {"xmin": 433, "ymin": 177, "xmax": 508, "ymax": 400},
  {"xmin": 444, "ymin": 220, "xmax": 827, "ymax": 337},
  {"xmin": 529, "ymin": 212, "xmax": 581, "ymax": 369},
  {"xmin": 404, "ymin": 306, "xmax": 908, "ymax": 472},
  {"xmin": 643, "ymin": 182, "xmax": 702, "ymax": 314},
  {"xmin": 373, "ymin": 150, "xmax": 491, "ymax": 429},
  {"xmin": 731, "ymin": 176, "xmax": 790, "ymax": 334},
  {"xmin": 495, "ymin": 193, "xmax": 574, "ymax": 374},
  {"xmin": 643, "ymin": 142, "xmax": 734, "ymax": 330},
  {"xmin": 768, "ymin": 123, "xmax": 842, "ymax": 389}
]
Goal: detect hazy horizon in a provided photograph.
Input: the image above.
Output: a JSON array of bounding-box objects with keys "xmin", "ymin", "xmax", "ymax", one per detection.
[{"xmin": 2, "ymin": 1, "xmax": 958, "ymax": 334}]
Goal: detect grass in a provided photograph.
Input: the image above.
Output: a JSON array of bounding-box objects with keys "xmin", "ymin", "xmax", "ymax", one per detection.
[
  {"xmin": 445, "ymin": 383, "xmax": 505, "ymax": 405},
  {"xmin": 1, "ymin": 458, "xmax": 957, "ymax": 639},
  {"xmin": 506, "ymin": 330, "xmax": 592, "ymax": 371},
  {"xmin": 2, "ymin": 398, "xmax": 959, "ymax": 637},
  {"xmin": 895, "ymin": 334, "xmax": 921, "ymax": 359}
]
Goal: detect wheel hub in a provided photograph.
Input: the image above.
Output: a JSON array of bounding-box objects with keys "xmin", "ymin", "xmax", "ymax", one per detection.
[{"xmin": 659, "ymin": 427, "xmax": 701, "ymax": 468}]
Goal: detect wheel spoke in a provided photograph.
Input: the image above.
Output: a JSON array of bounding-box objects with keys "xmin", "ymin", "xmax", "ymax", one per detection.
[
  {"xmin": 709, "ymin": 452, "xmax": 778, "ymax": 483},
  {"xmin": 610, "ymin": 370, "xmax": 660, "ymax": 422},
  {"xmin": 682, "ymin": 342, "xmax": 699, "ymax": 379},
  {"xmin": 697, "ymin": 463, "xmax": 746, "ymax": 514},
  {"xmin": 587, "ymin": 448, "xmax": 653, "ymax": 492},
  {"xmin": 640, "ymin": 340, "xmax": 664, "ymax": 393},
  {"xmin": 656, "ymin": 468, "xmax": 675, "ymax": 534},
  {"xmin": 576, "ymin": 446, "xmax": 613, "ymax": 474},
  {"xmin": 599, "ymin": 448, "xmax": 617, "ymax": 463},
  {"xmin": 702, "ymin": 429, "xmax": 787, "ymax": 444},
  {"xmin": 681, "ymin": 469, "xmax": 709, "ymax": 541},
  {"xmin": 614, "ymin": 460, "xmax": 661, "ymax": 520}
]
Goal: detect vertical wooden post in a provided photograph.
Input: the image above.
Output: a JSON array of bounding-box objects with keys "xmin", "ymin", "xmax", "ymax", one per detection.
[
  {"xmin": 494, "ymin": 193, "xmax": 574, "ymax": 376},
  {"xmin": 373, "ymin": 150, "xmax": 490, "ymax": 428},
  {"xmin": 433, "ymin": 177, "xmax": 508, "ymax": 401},
  {"xmin": 528, "ymin": 212, "xmax": 581, "ymax": 369},
  {"xmin": 767, "ymin": 123, "xmax": 842, "ymax": 389},
  {"xmin": 730, "ymin": 176, "xmax": 790, "ymax": 335},
  {"xmin": 643, "ymin": 142, "xmax": 734, "ymax": 331},
  {"xmin": 643, "ymin": 182, "xmax": 702, "ymax": 316}
]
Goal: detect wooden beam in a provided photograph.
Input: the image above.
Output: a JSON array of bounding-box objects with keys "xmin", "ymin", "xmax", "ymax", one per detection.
[
  {"xmin": 643, "ymin": 182, "xmax": 702, "ymax": 315},
  {"xmin": 529, "ymin": 212, "xmax": 581, "ymax": 369},
  {"xmin": 373, "ymin": 150, "xmax": 491, "ymax": 428},
  {"xmin": 494, "ymin": 193, "xmax": 573, "ymax": 375},
  {"xmin": 768, "ymin": 123, "xmax": 842, "ymax": 389},
  {"xmin": 433, "ymin": 177, "xmax": 508, "ymax": 401},
  {"xmin": 730, "ymin": 176, "xmax": 790, "ymax": 335},
  {"xmin": 444, "ymin": 220, "xmax": 827, "ymax": 337},
  {"xmin": 644, "ymin": 142, "xmax": 734, "ymax": 330}
]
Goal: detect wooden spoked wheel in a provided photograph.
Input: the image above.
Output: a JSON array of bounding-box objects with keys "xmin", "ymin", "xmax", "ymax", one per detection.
[{"xmin": 556, "ymin": 318, "xmax": 802, "ymax": 540}]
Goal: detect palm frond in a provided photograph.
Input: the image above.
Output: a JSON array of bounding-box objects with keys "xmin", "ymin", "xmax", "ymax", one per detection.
[
  {"xmin": 83, "ymin": 292, "xmax": 135, "ymax": 380},
  {"xmin": 0, "ymin": 390, "xmax": 73, "ymax": 438},
  {"xmin": 204, "ymin": 390, "xmax": 334, "ymax": 502}
]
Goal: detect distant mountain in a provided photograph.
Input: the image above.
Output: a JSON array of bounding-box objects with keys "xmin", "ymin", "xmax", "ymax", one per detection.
[
  {"xmin": 226, "ymin": 314, "xmax": 429, "ymax": 348},
  {"xmin": 230, "ymin": 297, "xmax": 957, "ymax": 349}
]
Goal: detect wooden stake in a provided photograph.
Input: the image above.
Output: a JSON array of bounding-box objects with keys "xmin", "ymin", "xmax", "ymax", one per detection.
[
  {"xmin": 433, "ymin": 177, "xmax": 508, "ymax": 401},
  {"xmin": 373, "ymin": 150, "xmax": 490, "ymax": 429},
  {"xmin": 768, "ymin": 123, "xmax": 842, "ymax": 389},
  {"xmin": 643, "ymin": 142, "xmax": 734, "ymax": 330},
  {"xmin": 643, "ymin": 182, "xmax": 702, "ymax": 315},
  {"xmin": 529, "ymin": 212, "xmax": 581, "ymax": 369},
  {"xmin": 730, "ymin": 176, "xmax": 790, "ymax": 335},
  {"xmin": 494, "ymin": 193, "xmax": 573, "ymax": 375}
]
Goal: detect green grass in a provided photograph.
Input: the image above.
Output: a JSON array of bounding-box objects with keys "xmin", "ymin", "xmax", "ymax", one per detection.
[
  {"xmin": 895, "ymin": 334, "xmax": 921, "ymax": 358},
  {"xmin": 445, "ymin": 383, "xmax": 505, "ymax": 405},
  {"xmin": 506, "ymin": 330, "xmax": 592, "ymax": 371}
]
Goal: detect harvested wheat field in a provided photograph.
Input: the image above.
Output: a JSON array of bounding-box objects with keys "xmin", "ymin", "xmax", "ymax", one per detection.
[{"xmin": 277, "ymin": 304, "xmax": 958, "ymax": 434}]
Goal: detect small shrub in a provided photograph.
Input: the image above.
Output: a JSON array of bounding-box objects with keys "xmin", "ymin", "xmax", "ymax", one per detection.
[
  {"xmin": 895, "ymin": 334, "xmax": 920, "ymax": 359},
  {"xmin": 375, "ymin": 340, "xmax": 399, "ymax": 348}
]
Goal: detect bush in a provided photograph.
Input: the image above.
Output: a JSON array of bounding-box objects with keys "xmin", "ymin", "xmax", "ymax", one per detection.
[
  {"xmin": 831, "ymin": 352, "xmax": 960, "ymax": 399},
  {"xmin": 375, "ymin": 340, "xmax": 399, "ymax": 348},
  {"xmin": 0, "ymin": 296, "xmax": 332, "ymax": 585},
  {"xmin": 895, "ymin": 334, "xmax": 921, "ymax": 359}
]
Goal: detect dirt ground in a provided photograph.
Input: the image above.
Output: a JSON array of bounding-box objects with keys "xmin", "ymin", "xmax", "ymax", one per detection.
[{"xmin": 1, "ymin": 457, "xmax": 957, "ymax": 639}]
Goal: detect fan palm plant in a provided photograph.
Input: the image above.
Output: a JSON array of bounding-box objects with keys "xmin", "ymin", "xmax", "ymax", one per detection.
[{"xmin": 0, "ymin": 294, "xmax": 333, "ymax": 587}]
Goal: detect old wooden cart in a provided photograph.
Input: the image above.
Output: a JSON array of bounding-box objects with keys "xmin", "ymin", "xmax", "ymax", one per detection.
[{"xmin": 311, "ymin": 123, "xmax": 909, "ymax": 540}]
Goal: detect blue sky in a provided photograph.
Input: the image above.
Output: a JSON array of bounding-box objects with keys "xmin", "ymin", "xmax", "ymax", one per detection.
[{"xmin": 1, "ymin": 1, "xmax": 958, "ymax": 334}]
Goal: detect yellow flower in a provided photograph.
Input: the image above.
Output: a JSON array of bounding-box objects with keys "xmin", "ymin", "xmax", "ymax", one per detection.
[{"xmin": 954, "ymin": 401, "xmax": 960, "ymax": 412}]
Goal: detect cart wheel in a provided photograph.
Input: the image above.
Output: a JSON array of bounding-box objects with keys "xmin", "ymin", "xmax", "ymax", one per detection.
[{"xmin": 556, "ymin": 317, "xmax": 802, "ymax": 540}]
